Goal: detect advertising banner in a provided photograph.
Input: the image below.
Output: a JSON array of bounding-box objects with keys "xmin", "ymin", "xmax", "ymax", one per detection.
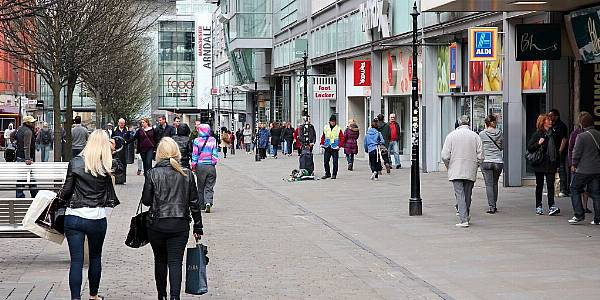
[
  {"xmin": 382, "ymin": 47, "xmax": 422, "ymax": 95},
  {"xmin": 516, "ymin": 24, "xmax": 561, "ymax": 61},
  {"xmin": 353, "ymin": 60, "xmax": 371, "ymax": 86},
  {"xmin": 469, "ymin": 39, "xmax": 502, "ymax": 92},
  {"xmin": 449, "ymin": 43, "xmax": 458, "ymax": 88},
  {"xmin": 195, "ymin": 13, "xmax": 213, "ymax": 109},
  {"xmin": 469, "ymin": 27, "xmax": 498, "ymax": 62},
  {"xmin": 313, "ymin": 76, "xmax": 336, "ymax": 100},
  {"xmin": 579, "ymin": 63, "xmax": 600, "ymax": 128},
  {"xmin": 521, "ymin": 60, "xmax": 547, "ymax": 92},
  {"xmin": 569, "ymin": 7, "xmax": 600, "ymax": 64},
  {"xmin": 437, "ymin": 46, "xmax": 450, "ymax": 93}
]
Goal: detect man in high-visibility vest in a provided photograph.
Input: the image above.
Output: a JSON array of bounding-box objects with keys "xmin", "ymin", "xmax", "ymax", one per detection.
[{"xmin": 320, "ymin": 115, "xmax": 345, "ymax": 179}]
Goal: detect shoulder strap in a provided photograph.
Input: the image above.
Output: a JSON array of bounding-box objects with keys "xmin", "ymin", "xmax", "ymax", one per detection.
[
  {"xmin": 484, "ymin": 132, "xmax": 502, "ymax": 151},
  {"xmin": 587, "ymin": 130, "xmax": 600, "ymax": 151},
  {"xmin": 199, "ymin": 137, "xmax": 209, "ymax": 153}
]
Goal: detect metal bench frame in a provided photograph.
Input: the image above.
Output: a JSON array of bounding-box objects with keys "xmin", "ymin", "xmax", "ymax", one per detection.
[{"xmin": 0, "ymin": 162, "xmax": 68, "ymax": 237}]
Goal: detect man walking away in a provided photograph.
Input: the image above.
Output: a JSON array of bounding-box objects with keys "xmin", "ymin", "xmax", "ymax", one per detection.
[
  {"xmin": 320, "ymin": 115, "xmax": 345, "ymax": 179},
  {"xmin": 71, "ymin": 116, "xmax": 88, "ymax": 158},
  {"xmin": 548, "ymin": 109, "xmax": 569, "ymax": 197},
  {"xmin": 387, "ymin": 114, "xmax": 402, "ymax": 169},
  {"xmin": 37, "ymin": 122, "xmax": 53, "ymax": 162},
  {"xmin": 15, "ymin": 116, "xmax": 38, "ymax": 198},
  {"xmin": 376, "ymin": 114, "xmax": 392, "ymax": 174},
  {"xmin": 568, "ymin": 112, "xmax": 600, "ymax": 225},
  {"xmin": 441, "ymin": 115, "xmax": 484, "ymax": 228}
]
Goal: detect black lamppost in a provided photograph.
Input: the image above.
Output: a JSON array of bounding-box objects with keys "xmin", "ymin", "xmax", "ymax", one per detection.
[
  {"xmin": 302, "ymin": 51, "xmax": 308, "ymax": 117},
  {"xmin": 409, "ymin": 2, "xmax": 422, "ymax": 216},
  {"xmin": 254, "ymin": 81, "xmax": 261, "ymax": 161}
]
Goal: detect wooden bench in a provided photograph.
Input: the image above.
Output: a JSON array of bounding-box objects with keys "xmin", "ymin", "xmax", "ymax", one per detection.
[{"xmin": 0, "ymin": 162, "xmax": 69, "ymax": 237}]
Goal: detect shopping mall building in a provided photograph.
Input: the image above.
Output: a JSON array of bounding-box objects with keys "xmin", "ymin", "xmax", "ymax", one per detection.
[{"xmin": 242, "ymin": 0, "xmax": 600, "ymax": 186}]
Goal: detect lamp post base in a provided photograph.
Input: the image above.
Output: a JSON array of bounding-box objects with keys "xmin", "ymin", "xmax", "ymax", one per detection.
[{"xmin": 409, "ymin": 198, "xmax": 422, "ymax": 216}]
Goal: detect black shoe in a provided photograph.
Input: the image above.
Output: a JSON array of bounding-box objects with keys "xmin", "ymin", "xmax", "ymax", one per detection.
[
  {"xmin": 486, "ymin": 207, "xmax": 497, "ymax": 214},
  {"xmin": 331, "ymin": 175, "xmax": 337, "ymax": 179},
  {"xmin": 585, "ymin": 208, "xmax": 593, "ymax": 214},
  {"xmin": 321, "ymin": 175, "xmax": 330, "ymax": 179}
]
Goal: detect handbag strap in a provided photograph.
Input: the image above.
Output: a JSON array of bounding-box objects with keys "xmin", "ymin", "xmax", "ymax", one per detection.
[
  {"xmin": 587, "ymin": 130, "xmax": 600, "ymax": 152},
  {"xmin": 199, "ymin": 137, "xmax": 209, "ymax": 153},
  {"xmin": 484, "ymin": 132, "xmax": 502, "ymax": 151}
]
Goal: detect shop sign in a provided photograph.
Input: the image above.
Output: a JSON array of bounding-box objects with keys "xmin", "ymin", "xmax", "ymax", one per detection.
[
  {"xmin": 579, "ymin": 63, "xmax": 600, "ymax": 128},
  {"xmin": 449, "ymin": 43, "xmax": 458, "ymax": 88},
  {"xmin": 569, "ymin": 7, "xmax": 600, "ymax": 64},
  {"xmin": 360, "ymin": 0, "xmax": 391, "ymax": 39},
  {"xmin": 354, "ymin": 60, "xmax": 371, "ymax": 86},
  {"xmin": 211, "ymin": 87, "xmax": 219, "ymax": 95},
  {"xmin": 469, "ymin": 27, "xmax": 498, "ymax": 61},
  {"xmin": 195, "ymin": 12, "xmax": 213, "ymax": 108},
  {"xmin": 313, "ymin": 77, "xmax": 336, "ymax": 100},
  {"xmin": 516, "ymin": 24, "xmax": 561, "ymax": 61},
  {"xmin": 165, "ymin": 76, "xmax": 194, "ymax": 102}
]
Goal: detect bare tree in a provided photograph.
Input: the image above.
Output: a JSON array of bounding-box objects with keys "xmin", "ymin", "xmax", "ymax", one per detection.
[{"xmin": 0, "ymin": 0, "xmax": 58, "ymax": 22}]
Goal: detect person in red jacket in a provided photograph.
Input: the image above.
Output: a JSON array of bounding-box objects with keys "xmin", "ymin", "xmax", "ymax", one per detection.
[{"xmin": 320, "ymin": 115, "xmax": 345, "ymax": 179}]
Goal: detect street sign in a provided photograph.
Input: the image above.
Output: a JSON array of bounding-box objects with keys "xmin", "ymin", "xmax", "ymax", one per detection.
[
  {"xmin": 294, "ymin": 39, "xmax": 308, "ymax": 59},
  {"xmin": 35, "ymin": 100, "xmax": 44, "ymax": 108}
]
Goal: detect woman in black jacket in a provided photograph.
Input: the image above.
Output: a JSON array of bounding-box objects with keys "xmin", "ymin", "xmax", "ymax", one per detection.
[
  {"xmin": 142, "ymin": 137, "xmax": 203, "ymax": 300},
  {"xmin": 59, "ymin": 129, "xmax": 122, "ymax": 300},
  {"xmin": 527, "ymin": 114, "xmax": 561, "ymax": 216},
  {"xmin": 270, "ymin": 122, "xmax": 283, "ymax": 158}
]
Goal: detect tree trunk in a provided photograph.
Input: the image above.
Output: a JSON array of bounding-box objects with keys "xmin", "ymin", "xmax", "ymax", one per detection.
[
  {"xmin": 95, "ymin": 95, "xmax": 102, "ymax": 129},
  {"xmin": 65, "ymin": 77, "xmax": 76, "ymax": 161},
  {"xmin": 51, "ymin": 82, "xmax": 62, "ymax": 162}
]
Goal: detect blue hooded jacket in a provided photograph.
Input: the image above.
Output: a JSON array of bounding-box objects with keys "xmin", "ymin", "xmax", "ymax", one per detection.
[{"xmin": 364, "ymin": 127, "xmax": 384, "ymax": 153}]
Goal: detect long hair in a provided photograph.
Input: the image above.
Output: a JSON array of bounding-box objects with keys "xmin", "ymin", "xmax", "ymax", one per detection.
[
  {"xmin": 536, "ymin": 114, "xmax": 550, "ymax": 132},
  {"xmin": 155, "ymin": 137, "xmax": 187, "ymax": 176},
  {"xmin": 82, "ymin": 130, "xmax": 113, "ymax": 177}
]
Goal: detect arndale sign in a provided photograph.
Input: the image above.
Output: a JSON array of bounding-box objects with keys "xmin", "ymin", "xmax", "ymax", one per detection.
[{"xmin": 469, "ymin": 27, "xmax": 498, "ymax": 61}]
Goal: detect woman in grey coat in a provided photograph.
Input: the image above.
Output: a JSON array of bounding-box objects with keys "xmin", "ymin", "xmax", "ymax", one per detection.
[{"xmin": 479, "ymin": 115, "xmax": 503, "ymax": 214}]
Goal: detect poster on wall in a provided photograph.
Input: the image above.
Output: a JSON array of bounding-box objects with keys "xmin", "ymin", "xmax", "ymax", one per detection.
[
  {"xmin": 382, "ymin": 47, "xmax": 423, "ymax": 95},
  {"xmin": 521, "ymin": 60, "xmax": 547, "ymax": 91},
  {"xmin": 437, "ymin": 46, "xmax": 450, "ymax": 93},
  {"xmin": 469, "ymin": 39, "xmax": 503, "ymax": 92},
  {"xmin": 449, "ymin": 43, "xmax": 458, "ymax": 88},
  {"xmin": 195, "ymin": 13, "xmax": 213, "ymax": 109},
  {"xmin": 569, "ymin": 7, "xmax": 600, "ymax": 64}
]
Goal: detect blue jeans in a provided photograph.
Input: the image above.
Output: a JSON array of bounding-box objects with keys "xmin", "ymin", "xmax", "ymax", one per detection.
[
  {"xmin": 570, "ymin": 173, "xmax": 600, "ymax": 221},
  {"xmin": 40, "ymin": 144, "xmax": 51, "ymax": 162},
  {"xmin": 388, "ymin": 141, "xmax": 401, "ymax": 167},
  {"xmin": 64, "ymin": 216, "xmax": 107, "ymax": 299},
  {"xmin": 140, "ymin": 151, "xmax": 154, "ymax": 176}
]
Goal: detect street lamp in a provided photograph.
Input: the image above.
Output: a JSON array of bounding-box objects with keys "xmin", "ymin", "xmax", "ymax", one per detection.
[{"xmin": 409, "ymin": 2, "xmax": 422, "ymax": 216}]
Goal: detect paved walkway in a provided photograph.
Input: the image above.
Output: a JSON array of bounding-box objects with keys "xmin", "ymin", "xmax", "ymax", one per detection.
[{"xmin": 1, "ymin": 152, "xmax": 599, "ymax": 299}]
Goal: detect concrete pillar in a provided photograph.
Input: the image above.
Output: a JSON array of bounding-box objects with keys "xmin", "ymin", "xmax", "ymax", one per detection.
[
  {"xmin": 370, "ymin": 50, "xmax": 383, "ymax": 116},
  {"xmin": 503, "ymin": 14, "xmax": 524, "ymax": 187},
  {"xmin": 337, "ymin": 59, "xmax": 347, "ymax": 127},
  {"xmin": 422, "ymin": 44, "xmax": 439, "ymax": 172}
]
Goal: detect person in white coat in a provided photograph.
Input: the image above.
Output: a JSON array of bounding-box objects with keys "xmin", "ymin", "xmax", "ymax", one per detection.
[{"xmin": 441, "ymin": 115, "xmax": 484, "ymax": 227}]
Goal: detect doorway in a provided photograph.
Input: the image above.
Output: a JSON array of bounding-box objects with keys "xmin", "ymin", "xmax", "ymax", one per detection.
[
  {"xmin": 348, "ymin": 97, "xmax": 366, "ymax": 158},
  {"xmin": 523, "ymin": 93, "xmax": 546, "ymax": 177}
]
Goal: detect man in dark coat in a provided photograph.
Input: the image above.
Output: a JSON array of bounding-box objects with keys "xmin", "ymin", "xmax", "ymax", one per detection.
[
  {"xmin": 376, "ymin": 114, "xmax": 392, "ymax": 174},
  {"xmin": 112, "ymin": 118, "xmax": 131, "ymax": 184},
  {"xmin": 15, "ymin": 115, "xmax": 38, "ymax": 198},
  {"xmin": 154, "ymin": 115, "xmax": 174, "ymax": 146}
]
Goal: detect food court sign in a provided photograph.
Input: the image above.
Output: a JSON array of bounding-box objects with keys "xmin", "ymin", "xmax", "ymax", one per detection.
[{"xmin": 469, "ymin": 27, "xmax": 498, "ymax": 61}]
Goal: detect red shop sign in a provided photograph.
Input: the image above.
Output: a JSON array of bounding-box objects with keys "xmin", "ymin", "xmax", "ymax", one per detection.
[{"xmin": 353, "ymin": 60, "xmax": 371, "ymax": 86}]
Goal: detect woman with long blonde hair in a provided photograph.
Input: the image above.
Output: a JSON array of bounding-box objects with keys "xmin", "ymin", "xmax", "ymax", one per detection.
[
  {"xmin": 59, "ymin": 129, "xmax": 123, "ymax": 300},
  {"xmin": 142, "ymin": 137, "xmax": 204, "ymax": 300}
]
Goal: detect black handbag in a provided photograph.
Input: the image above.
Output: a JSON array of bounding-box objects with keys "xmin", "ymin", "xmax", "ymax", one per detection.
[
  {"xmin": 36, "ymin": 196, "xmax": 66, "ymax": 234},
  {"xmin": 125, "ymin": 200, "xmax": 149, "ymax": 248},
  {"xmin": 526, "ymin": 147, "xmax": 545, "ymax": 166}
]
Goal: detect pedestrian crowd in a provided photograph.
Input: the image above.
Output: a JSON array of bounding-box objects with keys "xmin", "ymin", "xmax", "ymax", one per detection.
[{"xmin": 441, "ymin": 109, "xmax": 600, "ymax": 228}]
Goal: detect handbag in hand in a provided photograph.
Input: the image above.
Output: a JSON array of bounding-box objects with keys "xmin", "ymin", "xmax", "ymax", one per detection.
[
  {"xmin": 36, "ymin": 196, "xmax": 66, "ymax": 234},
  {"xmin": 125, "ymin": 200, "xmax": 149, "ymax": 248}
]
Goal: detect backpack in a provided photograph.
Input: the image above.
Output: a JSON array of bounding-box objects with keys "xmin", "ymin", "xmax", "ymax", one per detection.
[
  {"xmin": 41, "ymin": 130, "xmax": 52, "ymax": 144},
  {"xmin": 4, "ymin": 143, "xmax": 16, "ymax": 162}
]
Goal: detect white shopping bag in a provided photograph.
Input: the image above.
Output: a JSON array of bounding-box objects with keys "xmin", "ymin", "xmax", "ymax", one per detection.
[{"xmin": 22, "ymin": 190, "xmax": 64, "ymax": 245}]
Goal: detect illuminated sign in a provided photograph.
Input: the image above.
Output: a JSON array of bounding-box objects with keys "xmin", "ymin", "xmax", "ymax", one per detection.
[{"xmin": 469, "ymin": 27, "xmax": 498, "ymax": 61}]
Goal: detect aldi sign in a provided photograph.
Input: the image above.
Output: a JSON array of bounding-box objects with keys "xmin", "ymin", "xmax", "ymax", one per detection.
[{"xmin": 469, "ymin": 27, "xmax": 498, "ymax": 61}]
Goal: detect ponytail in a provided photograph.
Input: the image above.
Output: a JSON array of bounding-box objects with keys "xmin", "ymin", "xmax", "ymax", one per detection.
[{"xmin": 169, "ymin": 157, "xmax": 187, "ymax": 177}]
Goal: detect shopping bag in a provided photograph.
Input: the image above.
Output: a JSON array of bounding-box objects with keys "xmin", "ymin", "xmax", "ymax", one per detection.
[
  {"xmin": 22, "ymin": 190, "xmax": 65, "ymax": 245},
  {"xmin": 185, "ymin": 243, "xmax": 209, "ymax": 295},
  {"xmin": 35, "ymin": 196, "xmax": 66, "ymax": 234},
  {"xmin": 125, "ymin": 200, "xmax": 149, "ymax": 248}
]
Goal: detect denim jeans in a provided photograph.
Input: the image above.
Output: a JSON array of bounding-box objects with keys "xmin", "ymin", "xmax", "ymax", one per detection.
[
  {"xmin": 245, "ymin": 143, "xmax": 251, "ymax": 152},
  {"xmin": 323, "ymin": 148, "xmax": 339, "ymax": 176},
  {"xmin": 64, "ymin": 216, "xmax": 107, "ymax": 300},
  {"xmin": 16, "ymin": 157, "xmax": 38, "ymax": 198},
  {"xmin": 481, "ymin": 162, "xmax": 503, "ymax": 209},
  {"xmin": 40, "ymin": 144, "xmax": 51, "ymax": 162},
  {"xmin": 570, "ymin": 173, "xmax": 600, "ymax": 220},
  {"xmin": 346, "ymin": 153, "xmax": 355, "ymax": 165},
  {"xmin": 148, "ymin": 229, "xmax": 188, "ymax": 299},
  {"xmin": 72, "ymin": 148, "xmax": 83, "ymax": 158},
  {"xmin": 140, "ymin": 151, "xmax": 154, "ymax": 176},
  {"xmin": 388, "ymin": 141, "xmax": 401, "ymax": 167}
]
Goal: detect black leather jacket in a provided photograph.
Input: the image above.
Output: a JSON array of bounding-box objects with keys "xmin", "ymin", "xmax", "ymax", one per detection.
[
  {"xmin": 141, "ymin": 160, "xmax": 203, "ymax": 234},
  {"xmin": 60, "ymin": 156, "xmax": 123, "ymax": 209}
]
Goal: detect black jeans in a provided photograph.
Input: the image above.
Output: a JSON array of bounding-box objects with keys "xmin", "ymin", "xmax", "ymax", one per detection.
[
  {"xmin": 570, "ymin": 173, "xmax": 600, "ymax": 220},
  {"xmin": 559, "ymin": 153, "xmax": 569, "ymax": 194},
  {"xmin": 259, "ymin": 148, "xmax": 267, "ymax": 159},
  {"xmin": 141, "ymin": 151, "xmax": 154, "ymax": 176},
  {"xmin": 272, "ymin": 144, "xmax": 279, "ymax": 157},
  {"xmin": 64, "ymin": 216, "xmax": 107, "ymax": 300},
  {"xmin": 535, "ymin": 172, "xmax": 556, "ymax": 208},
  {"xmin": 148, "ymin": 229, "xmax": 188, "ymax": 300},
  {"xmin": 323, "ymin": 148, "xmax": 339, "ymax": 176},
  {"xmin": 368, "ymin": 150, "xmax": 382, "ymax": 173}
]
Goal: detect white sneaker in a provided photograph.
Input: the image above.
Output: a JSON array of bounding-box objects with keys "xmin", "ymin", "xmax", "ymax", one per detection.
[
  {"xmin": 370, "ymin": 172, "xmax": 376, "ymax": 180},
  {"xmin": 205, "ymin": 203, "xmax": 212, "ymax": 213},
  {"xmin": 591, "ymin": 220, "xmax": 600, "ymax": 225},
  {"xmin": 455, "ymin": 222, "xmax": 470, "ymax": 228},
  {"xmin": 558, "ymin": 192, "xmax": 567, "ymax": 197}
]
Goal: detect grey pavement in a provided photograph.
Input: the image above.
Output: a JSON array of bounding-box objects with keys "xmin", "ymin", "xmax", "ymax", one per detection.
[{"xmin": 1, "ymin": 151, "xmax": 599, "ymax": 299}]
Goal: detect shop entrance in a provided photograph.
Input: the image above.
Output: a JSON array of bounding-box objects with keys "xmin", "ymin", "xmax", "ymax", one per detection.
[
  {"xmin": 348, "ymin": 96, "xmax": 367, "ymax": 157},
  {"xmin": 523, "ymin": 93, "xmax": 547, "ymax": 177}
]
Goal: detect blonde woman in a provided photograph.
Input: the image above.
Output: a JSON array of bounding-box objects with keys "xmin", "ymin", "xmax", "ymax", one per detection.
[
  {"xmin": 142, "ymin": 137, "xmax": 203, "ymax": 300},
  {"xmin": 59, "ymin": 130, "xmax": 123, "ymax": 300}
]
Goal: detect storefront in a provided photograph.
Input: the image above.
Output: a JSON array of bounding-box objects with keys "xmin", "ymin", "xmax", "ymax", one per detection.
[{"xmin": 345, "ymin": 56, "xmax": 372, "ymax": 156}]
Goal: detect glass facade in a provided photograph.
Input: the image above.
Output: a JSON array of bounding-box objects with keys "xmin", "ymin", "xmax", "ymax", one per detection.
[
  {"xmin": 453, "ymin": 95, "xmax": 504, "ymax": 133},
  {"xmin": 273, "ymin": 34, "xmax": 306, "ymax": 68},
  {"xmin": 311, "ymin": 12, "xmax": 366, "ymax": 58},
  {"xmin": 230, "ymin": 0, "xmax": 272, "ymax": 39},
  {"xmin": 158, "ymin": 21, "xmax": 196, "ymax": 109},
  {"xmin": 273, "ymin": 0, "xmax": 298, "ymax": 32}
]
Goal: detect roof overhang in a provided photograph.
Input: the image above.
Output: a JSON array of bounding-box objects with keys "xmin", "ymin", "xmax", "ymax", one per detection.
[{"xmin": 423, "ymin": 0, "xmax": 600, "ymax": 12}]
